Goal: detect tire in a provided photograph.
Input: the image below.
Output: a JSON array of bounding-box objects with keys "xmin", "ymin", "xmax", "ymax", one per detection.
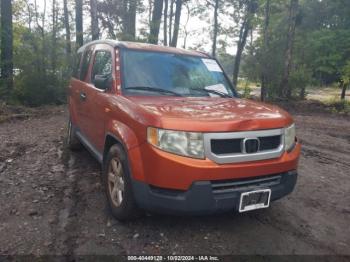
[
  {"xmin": 67, "ymin": 118, "xmax": 82, "ymax": 150},
  {"xmin": 103, "ymin": 144, "xmax": 141, "ymax": 221}
]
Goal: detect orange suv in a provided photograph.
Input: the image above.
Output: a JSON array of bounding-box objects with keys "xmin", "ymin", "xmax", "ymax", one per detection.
[{"xmin": 67, "ymin": 40, "xmax": 301, "ymax": 220}]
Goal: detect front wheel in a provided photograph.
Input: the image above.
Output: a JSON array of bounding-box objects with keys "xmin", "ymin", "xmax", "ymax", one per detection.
[{"xmin": 103, "ymin": 144, "xmax": 141, "ymax": 221}]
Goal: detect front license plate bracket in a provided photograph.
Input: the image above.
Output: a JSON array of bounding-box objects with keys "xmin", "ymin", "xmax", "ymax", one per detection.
[{"xmin": 239, "ymin": 189, "xmax": 271, "ymax": 213}]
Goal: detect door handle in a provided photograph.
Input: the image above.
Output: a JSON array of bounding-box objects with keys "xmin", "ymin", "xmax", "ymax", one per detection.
[{"xmin": 80, "ymin": 92, "xmax": 87, "ymax": 101}]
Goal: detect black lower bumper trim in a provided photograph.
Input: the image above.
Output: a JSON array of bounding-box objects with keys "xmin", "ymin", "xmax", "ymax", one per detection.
[{"xmin": 131, "ymin": 171, "xmax": 298, "ymax": 215}]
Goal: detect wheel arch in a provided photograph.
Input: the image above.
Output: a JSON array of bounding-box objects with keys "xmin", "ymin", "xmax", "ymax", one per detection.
[
  {"xmin": 103, "ymin": 120, "xmax": 146, "ymax": 181},
  {"xmin": 103, "ymin": 133, "xmax": 128, "ymax": 165}
]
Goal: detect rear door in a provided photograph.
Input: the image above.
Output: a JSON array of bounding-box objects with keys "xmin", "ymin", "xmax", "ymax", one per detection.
[
  {"xmin": 74, "ymin": 46, "xmax": 94, "ymax": 138},
  {"xmin": 68, "ymin": 51, "xmax": 83, "ymax": 126}
]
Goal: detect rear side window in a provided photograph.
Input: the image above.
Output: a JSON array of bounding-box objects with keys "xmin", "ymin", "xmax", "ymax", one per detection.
[
  {"xmin": 80, "ymin": 49, "xmax": 93, "ymax": 81},
  {"xmin": 91, "ymin": 50, "xmax": 112, "ymax": 81},
  {"xmin": 73, "ymin": 52, "xmax": 82, "ymax": 78}
]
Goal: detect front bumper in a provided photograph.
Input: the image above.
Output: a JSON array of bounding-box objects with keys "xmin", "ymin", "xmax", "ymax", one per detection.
[
  {"xmin": 128, "ymin": 142, "xmax": 301, "ymax": 190},
  {"xmin": 131, "ymin": 170, "xmax": 298, "ymax": 215}
]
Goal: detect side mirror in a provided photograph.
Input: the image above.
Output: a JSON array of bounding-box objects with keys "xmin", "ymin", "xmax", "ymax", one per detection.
[{"xmin": 93, "ymin": 74, "xmax": 112, "ymax": 90}]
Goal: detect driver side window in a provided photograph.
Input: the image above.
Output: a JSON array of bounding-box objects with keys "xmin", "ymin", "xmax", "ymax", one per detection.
[{"xmin": 91, "ymin": 50, "xmax": 112, "ymax": 86}]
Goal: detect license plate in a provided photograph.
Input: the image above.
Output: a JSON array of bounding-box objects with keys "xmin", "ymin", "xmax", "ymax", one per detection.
[{"xmin": 239, "ymin": 189, "xmax": 271, "ymax": 212}]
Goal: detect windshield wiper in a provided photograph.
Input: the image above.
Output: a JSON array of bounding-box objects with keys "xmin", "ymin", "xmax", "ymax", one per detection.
[
  {"xmin": 125, "ymin": 86, "xmax": 183, "ymax": 97},
  {"xmin": 191, "ymin": 88, "xmax": 233, "ymax": 98}
]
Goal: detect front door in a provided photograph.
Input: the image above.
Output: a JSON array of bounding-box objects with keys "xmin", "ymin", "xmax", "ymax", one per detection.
[{"xmin": 85, "ymin": 45, "xmax": 115, "ymax": 152}]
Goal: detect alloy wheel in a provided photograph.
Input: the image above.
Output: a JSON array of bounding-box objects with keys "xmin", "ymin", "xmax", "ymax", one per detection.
[{"xmin": 108, "ymin": 157, "xmax": 125, "ymax": 207}]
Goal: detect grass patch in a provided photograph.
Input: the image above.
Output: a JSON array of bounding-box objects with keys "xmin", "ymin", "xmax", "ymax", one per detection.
[{"xmin": 324, "ymin": 98, "xmax": 350, "ymax": 114}]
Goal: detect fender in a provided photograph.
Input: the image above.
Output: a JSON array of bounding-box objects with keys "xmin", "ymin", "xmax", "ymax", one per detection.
[
  {"xmin": 105, "ymin": 119, "xmax": 141, "ymax": 150},
  {"xmin": 104, "ymin": 120, "xmax": 146, "ymax": 181}
]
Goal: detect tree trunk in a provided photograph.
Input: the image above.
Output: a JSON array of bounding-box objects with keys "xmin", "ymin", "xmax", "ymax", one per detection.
[
  {"xmin": 163, "ymin": 0, "xmax": 168, "ymax": 46},
  {"xmin": 212, "ymin": 0, "xmax": 219, "ymax": 57},
  {"xmin": 170, "ymin": 0, "xmax": 182, "ymax": 47},
  {"xmin": 148, "ymin": 0, "xmax": 153, "ymax": 26},
  {"xmin": 63, "ymin": 0, "xmax": 71, "ymax": 55},
  {"xmin": 0, "ymin": 0, "xmax": 13, "ymax": 99},
  {"xmin": 232, "ymin": 20, "xmax": 249, "ymax": 88},
  {"xmin": 122, "ymin": 0, "xmax": 128, "ymax": 38},
  {"xmin": 122, "ymin": 0, "xmax": 136, "ymax": 40},
  {"xmin": 128, "ymin": 0, "xmax": 137, "ymax": 40},
  {"xmin": 260, "ymin": 0, "xmax": 270, "ymax": 101},
  {"xmin": 34, "ymin": 0, "xmax": 46, "ymax": 77},
  {"xmin": 75, "ymin": 0, "xmax": 84, "ymax": 48},
  {"xmin": 182, "ymin": 3, "xmax": 190, "ymax": 49},
  {"xmin": 169, "ymin": 0, "xmax": 174, "ymax": 44},
  {"xmin": 51, "ymin": 0, "xmax": 57, "ymax": 72},
  {"xmin": 90, "ymin": 0, "xmax": 99, "ymax": 40},
  {"xmin": 279, "ymin": 0, "xmax": 298, "ymax": 99},
  {"xmin": 232, "ymin": 0, "xmax": 257, "ymax": 88},
  {"xmin": 26, "ymin": 2, "xmax": 33, "ymax": 32},
  {"xmin": 341, "ymin": 82, "xmax": 347, "ymax": 100},
  {"xmin": 42, "ymin": 0, "xmax": 47, "ymax": 79},
  {"xmin": 149, "ymin": 0, "xmax": 164, "ymax": 44},
  {"xmin": 99, "ymin": 15, "xmax": 117, "ymax": 39}
]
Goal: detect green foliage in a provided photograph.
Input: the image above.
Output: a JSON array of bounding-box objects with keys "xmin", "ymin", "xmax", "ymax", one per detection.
[
  {"xmin": 2, "ymin": 0, "xmax": 349, "ymax": 106},
  {"xmin": 341, "ymin": 61, "xmax": 350, "ymax": 85},
  {"xmin": 302, "ymin": 29, "xmax": 350, "ymax": 84},
  {"xmin": 241, "ymin": 81, "xmax": 252, "ymax": 98},
  {"xmin": 8, "ymin": 8, "xmax": 70, "ymax": 106},
  {"xmin": 241, "ymin": 0, "xmax": 350, "ymax": 100},
  {"xmin": 14, "ymin": 71, "xmax": 67, "ymax": 107},
  {"xmin": 216, "ymin": 42, "xmax": 235, "ymax": 76},
  {"xmin": 288, "ymin": 65, "xmax": 313, "ymax": 98},
  {"xmin": 0, "ymin": 79, "xmax": 7, "ymax": 100}
]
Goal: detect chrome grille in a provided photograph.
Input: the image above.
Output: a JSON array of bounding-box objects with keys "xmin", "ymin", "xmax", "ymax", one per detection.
[
  {"xmin": 204, "ymin": 128, "xmax": 285, "ymax": 164},
  {"xmin": 211, "ymin": 135, "xmax": 281, "ymax": 155}
]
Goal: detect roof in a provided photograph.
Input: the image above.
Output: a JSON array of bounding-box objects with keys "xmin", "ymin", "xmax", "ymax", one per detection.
[{"xmin": 77, "ymin": 39, "xmax": 210, "ymax": 58}]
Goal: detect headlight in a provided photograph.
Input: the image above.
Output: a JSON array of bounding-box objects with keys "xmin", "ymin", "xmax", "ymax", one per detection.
[
  {"xmin": 147, "ymin": 127, "xmax": 204, "ymax": 159},
  {"xmin": 284, "ymin": 123, "xmax": 296, "ymax": 151}
]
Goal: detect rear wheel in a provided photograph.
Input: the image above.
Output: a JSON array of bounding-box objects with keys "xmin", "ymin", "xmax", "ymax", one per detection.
[
  {"xmin": 67, "ymin": 118, "xmax": 82, "ymax": 150},
  {"xmin": 103, "ymin": 144, "xmax": 141, "ymax": 221}
]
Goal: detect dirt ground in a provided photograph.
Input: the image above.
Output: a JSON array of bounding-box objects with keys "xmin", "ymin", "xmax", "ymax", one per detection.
[{"xmin": 0, "ymin": 103, "xmax": 349, "ymax": 258}]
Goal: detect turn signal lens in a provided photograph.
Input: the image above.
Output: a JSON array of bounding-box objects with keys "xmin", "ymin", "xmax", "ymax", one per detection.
[{"xmin": 147, "ymin": 127, "xmax": 159, "ymax": 146}]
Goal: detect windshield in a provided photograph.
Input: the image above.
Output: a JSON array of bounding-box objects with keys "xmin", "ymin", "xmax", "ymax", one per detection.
[{"xmin": 121, "ymin": 50, "xmax": 236, "ymax": 98}]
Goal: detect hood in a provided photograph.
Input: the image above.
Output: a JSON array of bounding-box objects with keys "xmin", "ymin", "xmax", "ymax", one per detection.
[{"xmin": 126, "ymin": 96, "xmax": 294, "ymax": 132}]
